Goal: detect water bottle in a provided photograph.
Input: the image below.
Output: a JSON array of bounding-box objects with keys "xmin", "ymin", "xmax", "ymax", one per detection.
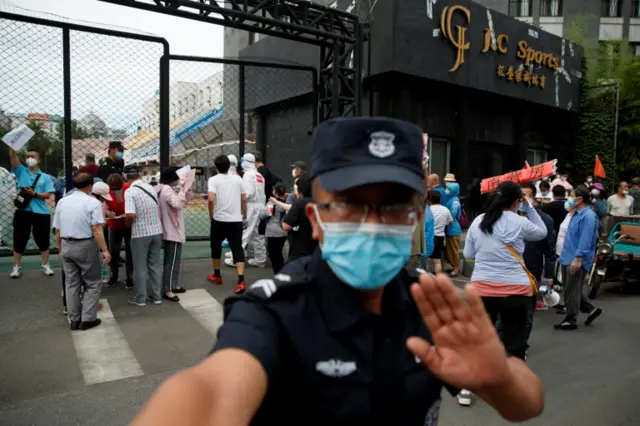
[{"xmin": 101, "ymin": 260, "xmax": 110, "ymax": 283}]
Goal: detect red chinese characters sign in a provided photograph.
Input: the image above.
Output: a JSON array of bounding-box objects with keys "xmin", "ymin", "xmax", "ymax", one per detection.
[{"xmin": 481, "ymin": 160, "xmax": 557, "ymax": 194}]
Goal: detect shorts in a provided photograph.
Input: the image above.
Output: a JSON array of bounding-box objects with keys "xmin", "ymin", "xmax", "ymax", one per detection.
[
  {"xmin": 210, "ymin": 219, "xmax": 244, "ymax": 262},
  {"xmin": 13, "ymin": 210, "xmax": 51, "ymax": 254},
  {"xmin": 431, "ymin": 236, "xmax": 445, "ymax": 260}
]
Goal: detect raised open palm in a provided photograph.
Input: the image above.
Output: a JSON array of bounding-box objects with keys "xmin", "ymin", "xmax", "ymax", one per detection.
[{"xmin": 407, "ymin": 273, "xmax": 510, "ymax": 390}]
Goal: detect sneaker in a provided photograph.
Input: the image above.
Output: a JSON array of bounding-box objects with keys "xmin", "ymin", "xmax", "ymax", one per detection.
[
  {"xmin": 224, "ymin": 251, "xmax": 232, "ymax": 259},
  {"xmin": 128, "ymin": 298, "xmax": 146, "ymax": 307},
  {"xmin": 10, "ymin": 265, "xmax": 21, "ymax": 279},
  {"xmin": 234, "ymin": 282, "xmax": 246, "ymax": 294},
  {"xmin": 224, "ymin": 258, "xmax": 237, "ymax": 268},
  {"xmin": 535, "ymin": 301, "xmax": 548, "ymax": 311},
  {"xmin": 69, "ymin": 321, "xmax": 80, "ymax": 331},
  {"xmin": 248, "ymin": 259, "xmax": 267, "ymax": 268},
  {"xmin": 553, "ymin": 321, "xmax": 577, "ymax": 330},
  {"xmin": 457, "ymin": 389, "xmax": 472, "ymax": 406},
  {"xmin": 80, "ymin": 319, "xmax": 102, "ymax": 330},
  {"xmin": 585, "ymin": 307, "xmax": 603, "ymax": 326},
  {"xmin": 125, "ymin": 278, "xmax": 134, "ymax": 290},
  {"xmin": 42, "ymin": 263, "xmax": 55, "ymax": 276},
  {"xmin": 62, "ymin": 306, "xmax": 68, "ymax": 315},
  {"xmin": 147, "ymin": 298, "xmax": 162, "ymax": 305},
  {"xmin": 107, "ymin": 277, "xmax": 118, "ymax": 287},
  {"xmin": 207, "ymin": 274, "xmax": 223, "ymax": 285}
]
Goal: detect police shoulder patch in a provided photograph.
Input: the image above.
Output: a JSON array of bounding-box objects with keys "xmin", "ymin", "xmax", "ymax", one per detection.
[{"xmin": 245, "ymin": 260, "xmax": 313, "ymax": 300}]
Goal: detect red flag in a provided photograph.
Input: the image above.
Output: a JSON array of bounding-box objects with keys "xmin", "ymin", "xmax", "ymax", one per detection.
[
  {"xmin": 524, "ymin": 161, "xmax": 531, "ymax": 169},
  {"xmin": 594, "ymin": 155, "xmax": 606, "ymax": 178}
]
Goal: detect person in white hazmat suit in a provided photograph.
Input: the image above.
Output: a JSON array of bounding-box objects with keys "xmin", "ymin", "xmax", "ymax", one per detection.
[
  {"xmin": 0, "ymin": 167, "xmax": 17, "ymax": 248},
  {"xmin": 224, "ymin": 153, "xmax": 267, "ymax": 268}
]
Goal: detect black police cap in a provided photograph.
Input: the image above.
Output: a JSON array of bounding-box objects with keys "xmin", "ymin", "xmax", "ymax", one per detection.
[{"xmin": 309, "ymin": 117, "xmax": 425, "ymax": 194}]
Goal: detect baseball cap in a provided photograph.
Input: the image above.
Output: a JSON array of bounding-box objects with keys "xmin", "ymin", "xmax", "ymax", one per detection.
[
  {"xmin": 290, "ymin": 160, "xmax": 307, "ymax": 170},
  {"xmin": 309, "ymin": 117, "xmax": 425, "ymax": 194},
  {"xmin": 92, "ymin": 182, "xmax": 112, "ymax": 201},
  {"xmin": 108, "ymin": 141, "xmax": 125, "ymax": 150}
]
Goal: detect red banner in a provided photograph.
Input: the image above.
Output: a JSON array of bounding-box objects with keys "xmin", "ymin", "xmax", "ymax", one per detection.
[{"xmin": 481, "ymin": 160, "xmax": 557, "ymax": 194}]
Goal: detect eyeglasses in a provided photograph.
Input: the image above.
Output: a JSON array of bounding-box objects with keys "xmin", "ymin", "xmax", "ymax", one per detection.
[{"xmin": 315, "ymin": 201, "xmax": 416, "ymax": 225}]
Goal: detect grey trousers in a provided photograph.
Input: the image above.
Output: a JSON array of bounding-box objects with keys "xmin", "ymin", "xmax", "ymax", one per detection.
[
  {"xmin": 163, "ymin": 241, "xmax": 182, "ymax": 293},
  {"xmin": 561, "ymin": 265, "xmax": 596, "ymax": 322},
  {"xmin": 61, "ymin": 239, "xmax": 102, "ymax": 323},
  {"xmin": 131, "ymin": 234, "xmax": 163, "ymax": 304}
]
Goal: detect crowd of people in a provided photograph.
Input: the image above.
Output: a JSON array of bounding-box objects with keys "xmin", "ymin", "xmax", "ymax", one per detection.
[
  {"xmin": 4, "ymin": 138, "xmax": 320, "ymax": 330},
  {"xmin": 4, "ymin": 115, "xmax": 640, "ymax": 424}
]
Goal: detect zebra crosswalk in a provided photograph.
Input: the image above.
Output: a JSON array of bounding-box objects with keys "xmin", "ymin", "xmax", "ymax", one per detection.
[{"xmin": 0, "ymin": 263, "xmax": 266, "ymax": 409}]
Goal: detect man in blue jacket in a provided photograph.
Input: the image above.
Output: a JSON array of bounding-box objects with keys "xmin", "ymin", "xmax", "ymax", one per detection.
[{"xmin": 556, "ymin": 184, "xmax": 602, "ymax": 330}]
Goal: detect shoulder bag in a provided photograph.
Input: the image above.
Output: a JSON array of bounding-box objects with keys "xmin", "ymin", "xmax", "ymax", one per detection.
[
  {"xmin": 505, "ymin": 244, "xmax": 539, "ymax": 295},
  {"xmin": 133, "ymin": 184, "xmax": 158, "ymax": 205},
  {"xmin": 14, "ymin": 173, "xmax": 42, "ymax": 210}
]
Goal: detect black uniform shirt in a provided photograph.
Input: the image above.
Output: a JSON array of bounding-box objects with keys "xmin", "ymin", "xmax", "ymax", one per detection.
[
  {"xmin": 213, "ymin": 249, "xmax": 457, "ymax": 426},
  {"xmin": 98, "ymin": 157, "xmax": 124, "ymax": 182}
]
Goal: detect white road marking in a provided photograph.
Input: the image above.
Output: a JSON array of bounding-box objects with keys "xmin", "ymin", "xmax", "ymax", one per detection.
[
  {"xmin": 71, "ymin": 299, "xmax": 143, "ymax": 385},
  {"xmin": 178, "ymin": 289, "xmax": 225, "ymax": 336}
]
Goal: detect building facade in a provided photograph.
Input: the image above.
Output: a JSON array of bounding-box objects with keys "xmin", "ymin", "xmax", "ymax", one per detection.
[
  {"xmin": 477, "ymin": 0, "xmax": 640, "ymax": 53},
  {"xmin": 228, "ymin": 0, "xmax": 585, "ymax": 189}
]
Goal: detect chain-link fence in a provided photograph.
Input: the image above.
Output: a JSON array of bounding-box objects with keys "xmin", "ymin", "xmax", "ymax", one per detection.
[
  {"xmin": 0, "ymin": 11, "xmax": 318, "ymax": 255},
  {"xmin": 0, "ymin": 11, "xmax": 166, "ymax": 255},
  {"xmin": 168, "ymin": 56, "xmax": 316, "ymax": 239}
]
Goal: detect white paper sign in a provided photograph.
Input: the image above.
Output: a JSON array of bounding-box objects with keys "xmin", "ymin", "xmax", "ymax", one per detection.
[
  {"xmin": 176, "ymin": 165, "xmax": 191, "ymax": 177},
  {"xmin": 2, "ymin": 124, "xmax": 35, "ymax": 151}
]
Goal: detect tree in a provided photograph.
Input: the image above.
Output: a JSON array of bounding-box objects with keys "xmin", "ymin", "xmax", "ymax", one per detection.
[{"xmin": 565, "ymin": 15, "xmax": 640, "ymax": 185}]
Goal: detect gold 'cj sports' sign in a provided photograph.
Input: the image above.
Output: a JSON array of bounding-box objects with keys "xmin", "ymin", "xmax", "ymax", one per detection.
[{"xmin": 440, "ymin": 4, "xmax": 560, "ymax": 89}]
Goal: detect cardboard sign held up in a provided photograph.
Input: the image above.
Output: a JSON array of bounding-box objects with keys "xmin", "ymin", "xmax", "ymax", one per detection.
[
  {"xmin": 481, "ymin": 159, "xmax": 557, "ymax": 194},
  {"xmin": 2, "ymin": 124, "xmax": 35, "ymax": 151}
]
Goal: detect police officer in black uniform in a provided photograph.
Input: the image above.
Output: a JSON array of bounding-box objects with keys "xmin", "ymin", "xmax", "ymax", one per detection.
[
  {"xmin": 132, "ymin": 117, "xmax": 544, "ymax": 426},
  {"xmin": 98, "ymin": 141, "xmax": 125, "ymax": 182}
]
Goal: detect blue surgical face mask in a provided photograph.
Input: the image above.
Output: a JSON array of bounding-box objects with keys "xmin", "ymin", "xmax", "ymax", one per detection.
[
  {"xmin": 518, "ymin": 201, "xmax": 525, "ymax": 212},
  {"xmin": 565, "ymin": 198, "xmax": 575, "ymax": 211},
  {"xmin": 314, "ymin": 207, "xmax": 414, "ymax": 290},
  {"xmin": 115, "ymin": 152, "xmax": 124, "ymax": 161}
]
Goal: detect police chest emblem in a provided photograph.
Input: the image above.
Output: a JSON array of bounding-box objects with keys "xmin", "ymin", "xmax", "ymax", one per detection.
[
  {"xmin": 368, "ymin": 131, "xmax": 396, "ymax": 158},
  {"xmin": 315, "ymin": 359, "xmax": 357, "ymax": 378}
]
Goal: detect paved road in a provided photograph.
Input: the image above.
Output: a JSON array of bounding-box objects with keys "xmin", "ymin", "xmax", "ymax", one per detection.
[{"xmin": 1, "ymin": 261, "xmax": 639, "ymax": 426}]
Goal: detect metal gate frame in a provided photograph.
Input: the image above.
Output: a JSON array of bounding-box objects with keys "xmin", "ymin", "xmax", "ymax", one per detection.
[{"xmin": 166, "ymin": 54, "xmax": 318, "ymax": 160}]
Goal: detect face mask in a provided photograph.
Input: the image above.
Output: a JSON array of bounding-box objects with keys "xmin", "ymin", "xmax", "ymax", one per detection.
[
  {"xmin": 518, "ymin": 201, "xmax": 525, "ymax": 212},
  {"xmin": 591, "ymin": 189, "xmax": 600, "ymax": 197},
  {"xmin": 564, "ymin": 200, "xmax": 572, "ymax": 212},
  {"xmin": 315, "ymin": 212, "xmax": 414, "ymax": 290},
  {"xmin": 115, "ymin": 152, "xmax": 124, "ymax": 161},
  {"xmin": 566, "ymin": 197, "xmax": 578, "ymax": 210},
  {"xmin": 541, "ymin": 191, "xmax": 549, "ymax": 196},
  {"xmin": 25, "ymin": 158, "xmax": 38, "ymax": 168},
  {"xmin": 623, "ymin": 190, "xmax": 629, "ymax": 195},
  {"xmin": 292, "ymin": 169, "xmax": 297, "ymax": 178}
]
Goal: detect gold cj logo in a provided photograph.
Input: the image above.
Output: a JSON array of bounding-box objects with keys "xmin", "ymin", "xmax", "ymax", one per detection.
[{"xmin": 440, "ymin": 5, "xmax": 471, "ymax": 72}]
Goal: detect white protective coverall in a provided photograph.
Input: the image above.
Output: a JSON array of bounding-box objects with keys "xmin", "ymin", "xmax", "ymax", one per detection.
[
  {"xmin": 238, "ymin": 154, "xmax": 267, "ymax": 265},
  {"xmin": 227, "ymin": 154, "xmax": 238, "ymax": 176}
]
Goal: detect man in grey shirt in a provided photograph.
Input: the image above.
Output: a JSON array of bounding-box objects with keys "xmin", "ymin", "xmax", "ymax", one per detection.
[{"xmin": 53, "ymin": 172, "xmax": 111, "ymax": 331}]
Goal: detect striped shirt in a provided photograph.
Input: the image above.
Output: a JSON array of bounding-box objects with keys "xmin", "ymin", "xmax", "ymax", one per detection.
[{"xmin": 125, "ymin": 180, "xmax": 163, "ymax": 239}]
